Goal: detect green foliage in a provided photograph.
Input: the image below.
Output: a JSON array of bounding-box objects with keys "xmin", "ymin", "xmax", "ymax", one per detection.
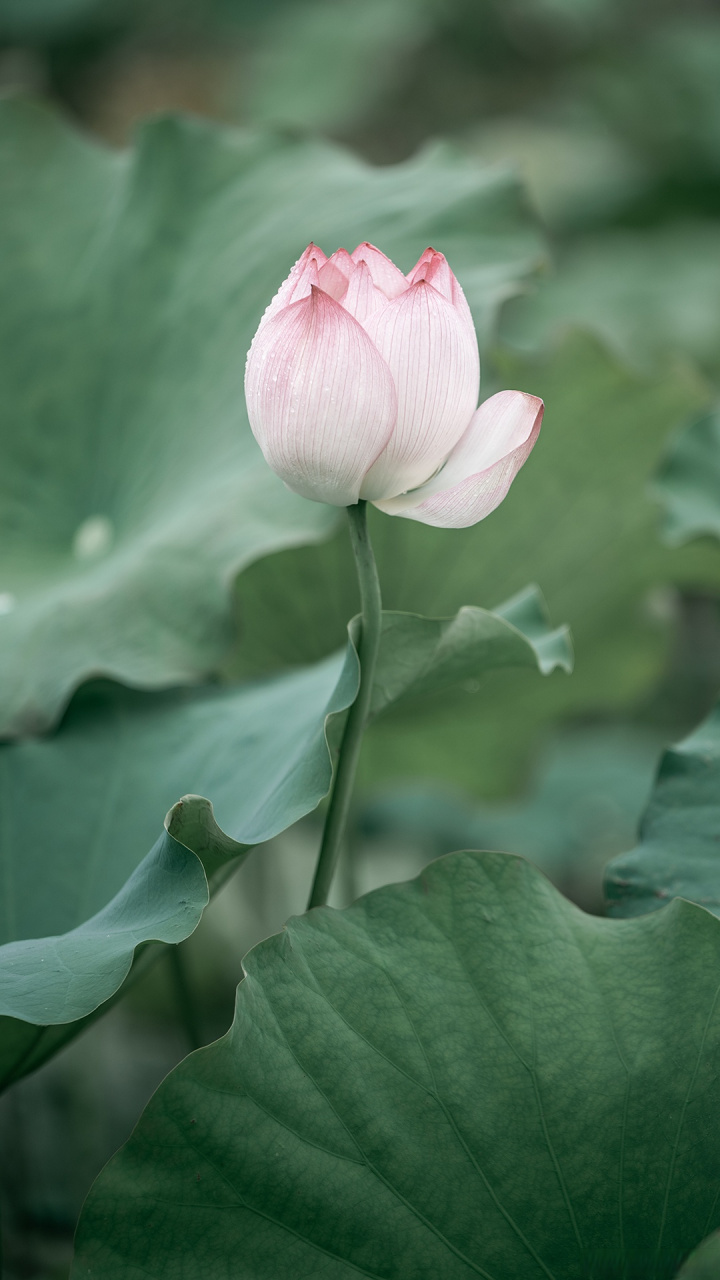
[
  {"xmin": 605, "ymin": 702, "xmax": 720, "ymax": 921},
  {"xmin": 653, "ymin": 407, "xmax": 720, "ymax": 547},
  {"xmin": 232, "ymin": 334, "xmax": 718, "ymax": 797},
  {"xmin": 502, "ymin": 225, "xmax": 720, "ymax": 377},
  {"xmin": 361, "ymin": 725, "xmax": 660, "ymax": 891},
  {"xmin": 0, "ymin": 650, "xmax": 357, "ymax": 1089},
  {"xmin": 248, "ymin": 0, "xmax": 430, "ymax": 131},
  {"xmin": 0, "ymin": 97, "xmax": 541, "ymax": 737},
  {"xmin": 369, "ymin": 586, "xmax": 571, "ymax": 719},
  {"xmin": 73, "ymin": 849, "xmax": 720, "ymax": 1279},
  {"xmin": 0, "ymin": 592, "xmax": 563, "ymax": 1088},
  {"xmin": 675, "ymin": 1231, "xmax": 720, "ymax": 1279}
]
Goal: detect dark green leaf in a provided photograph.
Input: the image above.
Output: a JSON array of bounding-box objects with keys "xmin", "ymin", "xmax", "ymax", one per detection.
[
  {"xmin": 0, "ymin": 96, "xmax": 542, "ymax": 736},
  {"xmin": 73, "ymin": 849, "xmax": 720, "ymax": 1280},
  {"xmin": 605, "ymin": 702, "xmax": 720, "ymax": 920}
]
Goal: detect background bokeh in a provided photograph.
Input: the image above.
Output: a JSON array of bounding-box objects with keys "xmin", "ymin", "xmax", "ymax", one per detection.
[{"xmin": 4, "ymin": 0, "xmax": 720, "ymax": 1274}]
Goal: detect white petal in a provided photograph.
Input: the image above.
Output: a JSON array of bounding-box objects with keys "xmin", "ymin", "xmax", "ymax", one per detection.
[
  {"xmin": 374, "ymin": 391, "xmax": 543, "ymax": 527},
  {"xmin": 254, "ymin": 244, "xmax": 325, "ymax": 337},
  {"xmin": 359, "ymin": 280, "xmax": 480, "ymax": 499},
  {"xmin": 350, "ymin": 243, "xmax": 407, "ymax": 298},
  {"xmin": 245, "ymin": 287, "xmax": 397, "ymax": 507}
]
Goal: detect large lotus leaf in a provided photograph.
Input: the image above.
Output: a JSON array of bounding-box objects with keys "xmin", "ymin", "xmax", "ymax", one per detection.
[
  {"xmin": 0, "ymin": 592, "xmax": 565, "ymax": 1087},
  {"xmin": 73, "ymin": 848, "xmax": 720, "ymax": 1280},
  {"xmin": 230, "ymin": 333, "xmax": 719, "ymax": 797},
  {"xmin": 501, "ymin": 224, "xmax": 720, "ymax": 377},
  {"xmin": 605, "ymin": 702, "xmax": 720, "ymax": 920},
  {"xmin": 653, "ymin": 406, "xmax": 720, "ymax": 547},
  {"xmin": 0, "ymin": 96, "xmax": 542, "ymax": 737}
]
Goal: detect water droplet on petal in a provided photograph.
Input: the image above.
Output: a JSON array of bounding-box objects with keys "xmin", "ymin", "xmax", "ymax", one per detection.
[{"xmin": 73, "ymin": 515, "xmax": 114, "ymax": 561}]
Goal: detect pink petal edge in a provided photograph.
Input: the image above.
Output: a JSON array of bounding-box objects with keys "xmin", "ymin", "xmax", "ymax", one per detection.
[
  {"xmin": 373, "ymin": 390, "xmax": 543, "ymax": 528},
  {"xmin": 253, "ymin": 244, "xmax": 326, "ymax": 337}
]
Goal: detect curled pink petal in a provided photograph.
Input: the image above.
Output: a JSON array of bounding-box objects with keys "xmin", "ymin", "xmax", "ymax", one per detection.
[
  {"xmin": 350, "ymin": 242, "xmax": 407, "ymax": 299},
  {"xmin": 374, "ymin": 390, "xmax": 543, "ymax": 527},
  {"xmin": 406, "ymin": 247, "xmax": 453, "ymax": 301},
  {"xmin": 255, "ymin": 244, "xmax": 326, "ymax": 336},
  {"xmin": 408, "ymin": 246, "xmax": 476, "ymax": 350},
  {"xmin": 245, "ymin": 286, "xmax": 397, "ymax": 507},
  {"xmin": 360, "ymin": 279, "xmax": 480, "ymax": 499},
  {"xmin": 342, "ymin": 260, "xmax": 389, "ymax": 326},
  {"xmin": 318, "ymin": 248, "xmax": 353, "ymax": 301}
]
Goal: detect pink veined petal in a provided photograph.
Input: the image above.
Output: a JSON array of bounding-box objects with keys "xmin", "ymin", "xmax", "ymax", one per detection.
[
  {"xmin": 341, "ymin": 260, "xmax": 390, "ymax": 326},
  {"xmin": 350, "ymin": 242, "xmax": 407, "ymax": 299},
  {"xmin": 407, "ymin": 246, "xmax": 476, "ymax": 349},
  {"xmin": 373, "ymin": 390, "xmax": 543, "ymax": 527},
  {"xmin": 245, "ymin": 286, "xmax": 397, "ymax": 508},
  {"xmin": 359, "ymin": 279, "xmax": 480, "ymax": 500},
  {"xmin": 254, "ymin": 244, "xmax": 326, "ymax": 337},
  {"xmin": 317, "ymin": 248, "xmax": 354, "ymax": 301},
  {"xmin": 406, "ymin": 247, "xmax": 453, "ymax": 301}
]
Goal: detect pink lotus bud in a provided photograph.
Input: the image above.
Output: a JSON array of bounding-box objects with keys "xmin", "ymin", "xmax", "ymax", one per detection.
[{"xmin": 245, "ymin": 243, "xmax": 542, "ymax": 526}]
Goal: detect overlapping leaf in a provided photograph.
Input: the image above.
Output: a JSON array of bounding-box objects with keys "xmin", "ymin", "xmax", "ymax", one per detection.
[
  {"xmin": 73, "ymin": 849, "xmax": 720, "ymax": 1280},
  {"xmin": 676, "ymin": 1232, "xmax": 720, "ymax": 1279},
  {"xmin": 0, "ymin": 651, "xmax": 357, "ymax": 1089},
  {"xmin": 0, "ymin": 95, "xmax": 542, "ymax": 736},
  {"xmin": 0, "ymin": 591, "xmax": 566, "ymax": 1087},
  {"xmin": 605, "ymin": 702, "xmax": 720, "ymax": 920}
]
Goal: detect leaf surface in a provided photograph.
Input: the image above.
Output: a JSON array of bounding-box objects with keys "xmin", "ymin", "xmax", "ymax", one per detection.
[
  {"xmin": 73, "ymin": 849, "xmax": 720, "ymax": 1280},
  {"xmin": 0, "ymin": 650, "xmax": 356, "ymax": 1087},
  {"xmin": 605, "ymin": 702, "xmax": 720, "ymax": 920}
]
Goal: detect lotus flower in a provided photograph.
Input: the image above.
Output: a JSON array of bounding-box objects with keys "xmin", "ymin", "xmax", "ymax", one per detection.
[{"xmin": 244, "ymin": 242, "xmax": 542, "ymax": 528}]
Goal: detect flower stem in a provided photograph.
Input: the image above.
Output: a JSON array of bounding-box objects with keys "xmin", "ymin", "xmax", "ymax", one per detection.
[{"xmin": 307, "ymin": 500, "xmax": 382, "ymax": 910}]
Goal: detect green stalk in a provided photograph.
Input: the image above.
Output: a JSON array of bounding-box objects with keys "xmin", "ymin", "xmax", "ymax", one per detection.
[
  {"xmin": 168, "ymin": 944, "xmax": 202, "ymax": 1051},
  {"xmin": 307, "ymin": 500, "xmax": 382, "ymax": 909}
]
